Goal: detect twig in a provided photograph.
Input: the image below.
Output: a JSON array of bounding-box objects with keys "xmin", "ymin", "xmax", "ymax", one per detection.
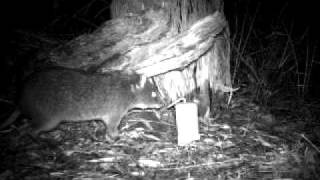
[{"xmin": 300, "ymin": 133, "xmax": 320, "ymax": 154}]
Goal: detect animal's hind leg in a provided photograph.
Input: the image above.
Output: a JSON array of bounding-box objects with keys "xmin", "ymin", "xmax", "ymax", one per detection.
[
  {"xmin": 31, "ymin": 117, "xmax": 61, "ymax": 136},
  {"xmin": 28, "ymin": 118, "xmax": 62, "ymax": 148}
]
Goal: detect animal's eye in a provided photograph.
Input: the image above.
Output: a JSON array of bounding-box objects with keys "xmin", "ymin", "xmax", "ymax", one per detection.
[{"xmin": 151, "ymin": 91, "xmax": 157, "ymax": 98}]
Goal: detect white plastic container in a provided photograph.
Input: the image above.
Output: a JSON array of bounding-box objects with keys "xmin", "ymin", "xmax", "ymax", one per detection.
[{"xmin": 175, "ymin": 102, "xmax": 200, "ymax": 146}]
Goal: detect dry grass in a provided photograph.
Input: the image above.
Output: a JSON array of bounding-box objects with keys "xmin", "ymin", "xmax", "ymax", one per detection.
[{"xmin": 229, "ymin": 1, "xmax": 318, "ymax": 106}]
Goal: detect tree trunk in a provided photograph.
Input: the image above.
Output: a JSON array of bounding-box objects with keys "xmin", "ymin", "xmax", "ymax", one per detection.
[
  {"xmin": 111, "ymin": 0, "xmax": 232, "ymax": 116},
  {"xmin": 43, "ymin": 0, "xmax": 232, "ymax": 117}
]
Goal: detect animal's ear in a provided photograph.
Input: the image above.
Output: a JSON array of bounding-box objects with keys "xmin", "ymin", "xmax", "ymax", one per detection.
[
  {"xmin": 130, "ymin": 84, "xmax": 136, "ymax": 92},
  {"xmin": 136, "ymin": 75, "xmax": 147, "ymax": 89},
  {"xmin": 147, "ymin": 77, "xmax": 154, "ymax": 84}
]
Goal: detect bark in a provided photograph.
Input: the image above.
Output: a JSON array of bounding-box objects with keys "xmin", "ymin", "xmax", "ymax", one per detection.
[{"xmin": 43, "ymin": 0, "xmax": 232, "ymax": 117}]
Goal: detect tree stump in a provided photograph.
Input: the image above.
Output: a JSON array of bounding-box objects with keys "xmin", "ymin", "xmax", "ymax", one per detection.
[
  {"xmin": 43, "ymin": 0, "xmax": 232, "ymax": 117},
  {"xmin": 110, "ymin": 0, "xmax": 232, "ymax": 116}
]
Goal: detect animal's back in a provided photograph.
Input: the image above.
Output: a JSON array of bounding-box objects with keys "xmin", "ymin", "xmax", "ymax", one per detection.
[{"xmin": 19, "ymin": 68, "xmax": 160, "ymax": 136}]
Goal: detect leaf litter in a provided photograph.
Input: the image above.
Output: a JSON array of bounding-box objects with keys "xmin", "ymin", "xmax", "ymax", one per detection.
[{"xmin": 0, "ymin": 96, "xmax": 319, "ymax": 180}]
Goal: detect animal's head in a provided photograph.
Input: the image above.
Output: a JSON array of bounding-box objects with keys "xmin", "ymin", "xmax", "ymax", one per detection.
[{"xmin": 131, "ymin": 75, "xmax": 163, "ymax": 109}]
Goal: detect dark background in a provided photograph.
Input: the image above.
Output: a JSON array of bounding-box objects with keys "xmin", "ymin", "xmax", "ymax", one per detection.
[
  {"xmin": 1, "ymin": 0, "xmax": 319, "ymax": 98},
  {"xmin": 2, "ymin": 1, "xmax": 318, "ymax": 36},
  {"xmin": 224, "ymin": 0, "xmax": 320, "ymax": 99}
]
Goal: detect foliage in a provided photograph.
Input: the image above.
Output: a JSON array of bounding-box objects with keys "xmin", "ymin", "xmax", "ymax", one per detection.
[{"xmin": 228, "ymin": 1, "xmax": 318, "ymax": 106}]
